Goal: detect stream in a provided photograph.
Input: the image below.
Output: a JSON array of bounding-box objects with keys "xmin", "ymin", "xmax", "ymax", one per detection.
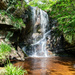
[{"xmin": 13, "ymin": 56, "xmax": 75, "ymax": 75}]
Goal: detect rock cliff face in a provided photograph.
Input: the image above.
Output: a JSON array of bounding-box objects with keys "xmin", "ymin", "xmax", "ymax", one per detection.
[
  {"xmin": 0, "ymin": 0, "xmax": 27, "ymax": 43},
  {"xmin": 0, "ymin": 0, "xmax": 75, "ymax": 57},
  {"xmin": 48, "ymin": 17, "xmax": 75, "ymax": 55},
  {"xmin": 0, "ymin": 0, "xmax": 27, "ymax": 60},
  {"xmin": 0, "ymin": 0, "xmax": 8, "ymax": 10}
]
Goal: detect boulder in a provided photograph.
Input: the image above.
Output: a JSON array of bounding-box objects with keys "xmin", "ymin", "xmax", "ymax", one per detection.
[
  {"xmin": 32, "ymin": 33, "xmax": 42, "ymax": 39},
  {"xmin": 9, "ymin": 46, "xmax": 26, "ymax": 61}
]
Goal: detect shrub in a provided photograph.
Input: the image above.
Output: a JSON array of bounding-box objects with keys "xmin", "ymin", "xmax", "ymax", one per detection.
[{"xmin": 50, "ymin": 0, "xmax": 75, "ymax": 34}]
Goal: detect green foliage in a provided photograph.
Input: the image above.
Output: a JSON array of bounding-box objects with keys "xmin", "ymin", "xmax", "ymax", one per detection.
[
  {"xmin": 15, "ymin": 1, "xmax": 21, "ymax": 9},
  {"xmin": 0, "ymin": 43, "xmax": 11, "ymax": 60},
  {"xmin": 8, "ymin": 0, "xmax": 28, "ymax": 9},
  {"xmin": 8, "ymin": 15, "xmax": 25, "ymax": 29},
  {"xmin": 0, "ymin": 43, "xmax": 11, "ymax": 53},
  {"xmin": 5, "ymin": 32, "xmax": 13, "ymax": 42},
  {"xmin": 50, "ymin": 0, "xmax": 75, "ymax": 34},
  {"xmin": 0, "ymin": 10, "xmax": 7, "ymax": 16},
  {"xmin": 8, "ymin": 0, "xmax": 18, "ymax": 6},
  {"xmin": 28, "ymin": 0, "xmax": 58, "ymax": 11},
  {"xmin": 5, "ymin": 64, "xmax": 27, "ymax": 75},
  {"xmin": 0, "ymin": 10, "xmax": 25, "ymax": 29}
]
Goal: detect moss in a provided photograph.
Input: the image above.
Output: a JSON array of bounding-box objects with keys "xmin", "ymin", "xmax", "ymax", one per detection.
[
  {"xmin": 0, "ymin": 10, "xmax": 25, "ymax": 29},
  {"xmin": 0, "ymin": 0, "xmax": 28, "ymax": 30},
  {"xmin": 64, "ymin": 34, "xmax": 75, "ymax": 45}
]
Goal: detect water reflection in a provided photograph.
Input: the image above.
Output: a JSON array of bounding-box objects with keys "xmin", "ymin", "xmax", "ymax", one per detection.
[
  {"xmin": 25, "ymin": 57, "xmax": 50, "ymax": 75},
  {"xmin": 13, "ymin": 57, "xmax": 75, "ymax": 75}
]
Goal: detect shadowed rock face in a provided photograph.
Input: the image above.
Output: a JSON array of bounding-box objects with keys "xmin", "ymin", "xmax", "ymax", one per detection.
[
  {"xmin": 0, "ymin": 0, "xmax": 8, "ymax": 9},
  {"xmin": 48, "ymin": 18, "xmax": 75, "ymax": 55}
]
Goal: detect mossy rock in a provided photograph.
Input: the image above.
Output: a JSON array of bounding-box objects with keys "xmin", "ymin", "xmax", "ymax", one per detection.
[
  {"xmin": 64, "ymin": 34, "xmax": 75, "ymax": 45},
  {"xmin": 0, "ymin": 15, "xmax": 12, "ymax": 25},
  {"xmin": 0, "ymin": 53, "xmax": 10, "ymax": 65},
  {"xmin": 13, "ymin": 8, "xmax": 25, "ymax": 18},
  {"xmin": 0, "ymin": 0, "xmax": 8, "ymax": 10},
  {"xmin": 6, "ymin": 5, "xmax": 16, "ymax": 13}
]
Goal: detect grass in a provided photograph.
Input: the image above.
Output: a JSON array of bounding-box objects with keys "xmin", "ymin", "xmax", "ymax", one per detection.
[
  {"xmin": 0, "ymin": 43, "xmax": 27, "ymax": 75},
  {"xmin": 4, "ymin": 64, "xmax": 27, "ymax": 75},
  {"xmin": 0, "ymin": 43, "xmax": 11, "ymax": 53},
  {"xmin": 0, "ymin": 43, "xmax": 11, "ymax": 61}
]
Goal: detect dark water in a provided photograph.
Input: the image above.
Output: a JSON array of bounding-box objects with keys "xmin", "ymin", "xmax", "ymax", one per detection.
[{"xmin": 13, "ymin": 56, "xmax": 75, "ymax": 75}]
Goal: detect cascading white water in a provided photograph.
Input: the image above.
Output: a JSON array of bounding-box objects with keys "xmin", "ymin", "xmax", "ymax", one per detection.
[{"xmin": 30, "ymin": 7, "xmax": 50, "ymax": 57}]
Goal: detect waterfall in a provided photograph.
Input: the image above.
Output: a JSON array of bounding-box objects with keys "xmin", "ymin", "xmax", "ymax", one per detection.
[
  {"xmin": 29, "ymin": 7, "xmax": 50, "ymax": 57},
  {"xmin": 24, "ymin": 0, "xmax": 51, "ymax": 57}
]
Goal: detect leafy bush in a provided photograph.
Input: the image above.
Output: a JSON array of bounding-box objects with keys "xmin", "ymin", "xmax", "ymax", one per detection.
[
  {"xmin": 28, "ymin": 0, "xmax": 58, "ymax": 11},
  {"xmin": 5, "ymin": 64, "xmax": 27, "ymax": 75},
  {"xmin": 50, "ymin": 0, "xmax": 75, "ymax": 34}
]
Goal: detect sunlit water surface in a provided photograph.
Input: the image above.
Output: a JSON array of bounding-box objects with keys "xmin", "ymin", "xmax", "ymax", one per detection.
[{"xmin": 13, "ymin": 56, "xmax": 75, "ymax": 75}]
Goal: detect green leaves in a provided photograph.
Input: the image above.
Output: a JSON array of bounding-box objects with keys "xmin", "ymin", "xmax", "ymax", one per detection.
[
  {"xmin": 0, "ymin": 43, "xmax": 11, "ymax": 53},
  {"xmin": 0, "ymin": 43, "xmax": 11, "ymax": 60},
  {"xmin": 50, "ymin": 0, "xmax": 75, "ymax": 34},
  {"xmin": 28, "ymin": 0, "xmax": 58, "ymax": 11},
  {"xmin": 5, "ymin": 64, "xmax": 27, "ymax": 75},
  {"xmin": 10, "ymin": 15, "xmax": 25, "ymax": 29}
]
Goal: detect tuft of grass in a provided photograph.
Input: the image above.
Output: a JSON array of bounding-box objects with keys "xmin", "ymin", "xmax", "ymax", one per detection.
[
  {"xmin": 5, "ymin": 64, "xmax": 27, "ymax": 75},
  {"xmin": 0, "ymin": 43, "xmax": 11, "ymax": 53},
  {"xmin": 0, "ymin": 43, "xmax": 11, "ymax": 60}
]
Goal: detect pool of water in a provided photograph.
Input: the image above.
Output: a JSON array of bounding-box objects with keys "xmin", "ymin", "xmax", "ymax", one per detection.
[{"xmin": 13, "ymin": 56, "xmax": 75, "ymax": 75}]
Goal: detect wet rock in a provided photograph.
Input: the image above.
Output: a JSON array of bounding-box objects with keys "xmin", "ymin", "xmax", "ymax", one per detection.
[
  {"xmin": 38, "ymin": 29, "xmax": 42, "ymax": 33},
  {"xmin": 32, "ymin": 33, "xmax": 42, "ymax": 39},
  {"xmin": 34, "ymin": 17, "xmax": 41, "ymax": 26}
]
